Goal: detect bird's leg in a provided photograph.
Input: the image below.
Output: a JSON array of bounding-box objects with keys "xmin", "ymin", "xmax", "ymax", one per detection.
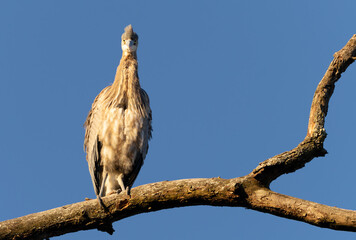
[
  {"xmin": 99, "ymin": 172, "xmax": 108, "ymax": 197},
  {"xmin": 97, "ymin": 195, "xmax": 104, "ymax": 207},
  {"xmin": 126, "ymin": 186, "xmax": 131, "ymax": 196},
  {"xmin": 117, "ymin": 174, "xmax": 130, "ymax": 196},
  {"xmin": 97, "ymin": 172, "xmax": 108, "ymax": 207}
]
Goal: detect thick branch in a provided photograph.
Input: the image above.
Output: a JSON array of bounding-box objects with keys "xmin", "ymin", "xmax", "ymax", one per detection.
[
  {"xmin": 243, "ymin": 179, "xmax": 356, "ymax": 232},
  {"xmin": 0, "ymin": 178, "xmax": 243, "ymax": 240},
  {"xmin": 252, "ymin": 34, "xmax": 356, "ymax": 185},
  {"xmin": 1, "ymin": 177, "xmax": 356, "ymax": 239}
]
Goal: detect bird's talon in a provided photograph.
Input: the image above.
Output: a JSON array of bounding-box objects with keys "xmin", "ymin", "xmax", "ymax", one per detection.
[
  {"xmin": 97, "ymin": 196, "xmax": 106, "ymax": 208},
  {"xmin": 125, "ymin": 187, "xmax": 131, "ymax": 197}
]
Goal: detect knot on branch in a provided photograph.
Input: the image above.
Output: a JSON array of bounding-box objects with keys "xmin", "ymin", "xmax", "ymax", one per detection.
[{"xmin": 233, "ymin": 182, "xmax": 248, "ymax": 198}]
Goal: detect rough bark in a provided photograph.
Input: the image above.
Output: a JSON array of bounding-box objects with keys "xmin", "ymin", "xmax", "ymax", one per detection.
[{"xmin": 1, "ymin": 34, "xmax": 355, "ymax": 239}]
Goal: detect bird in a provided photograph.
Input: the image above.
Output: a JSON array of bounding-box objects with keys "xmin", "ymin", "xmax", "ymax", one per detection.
[{"xmin": 84, "ymin": 25, "xmax": 152, "ymax": 206}]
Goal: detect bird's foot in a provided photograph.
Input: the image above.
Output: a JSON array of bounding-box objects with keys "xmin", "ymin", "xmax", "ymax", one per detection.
[
  {"xmin": 97, "ymin": 195, "xmax": 107, "ymax": 209},
  {"xmin": 125, "ymin": 187, "xmax": 131, "ymax": 198}
]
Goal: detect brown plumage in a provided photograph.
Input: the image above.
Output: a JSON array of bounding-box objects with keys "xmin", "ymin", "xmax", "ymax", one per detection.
[{"xmin": 84, "ymin": 25, "xmax": 152, "ymax": 205}]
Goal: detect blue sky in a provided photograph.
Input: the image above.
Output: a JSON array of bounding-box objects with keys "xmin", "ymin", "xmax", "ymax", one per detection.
[{"xmin": 1, "ymin": 1, "xmax": 356, "ymax": 239}]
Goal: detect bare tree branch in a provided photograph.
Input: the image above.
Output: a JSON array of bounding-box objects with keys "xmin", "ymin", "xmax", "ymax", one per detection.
[
  {"xmin": 252, "ymin": 34, "xmax": 356, "ymax": 185},
  {"xmin": 1, "ymin": 177, "xmax": 356, "ymax": 239},
  {"xmin": 243, "ymin": 178, "xmax": 356, "ymax": 232},
  {"xmin": 1, "ymin": 34, "xmax": 355, "ymax": 240}
]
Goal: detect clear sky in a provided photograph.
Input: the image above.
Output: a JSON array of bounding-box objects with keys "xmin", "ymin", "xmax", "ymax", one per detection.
[{"xmin": 1, "ymin": 1, "xmax": 356, "ymax": 239}]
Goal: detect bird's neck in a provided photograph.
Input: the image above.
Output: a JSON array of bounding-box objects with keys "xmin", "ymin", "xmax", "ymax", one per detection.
[
  {"xmin": 114, "ymin": 53, "xmax": 139, "ymax": 89},
  {"xmin": 108, "ymin": 53, "xmax": 142, "ymax": 110}
]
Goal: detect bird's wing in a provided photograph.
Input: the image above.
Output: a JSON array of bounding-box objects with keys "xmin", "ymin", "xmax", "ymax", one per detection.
[
  {"xmin": 126, "ymin": 154, "xmax": 144, "ymax": 189},
  {"xmin": 84, "ymin": 86, "xmax": 110, "ymax": 196},
  {"xmin": 139, "ymin": 88, "xmax": 152, "ymax": 159},
  {"xmin": 124, "ymin": 88, "xmax": 152, "ymax": 189},
  {"xmin": 140, "ymin": 88, "xmax": 152, "ymax": 140}
]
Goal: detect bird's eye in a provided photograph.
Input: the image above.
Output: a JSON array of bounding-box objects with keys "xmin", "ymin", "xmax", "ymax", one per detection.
[
  {"xmin": 123, "ymin": 40, "xmax": 126, "ymax": 43},
  {"xmin": 133, "ymin": 41, "xmax": 137, "ymax": 45}
]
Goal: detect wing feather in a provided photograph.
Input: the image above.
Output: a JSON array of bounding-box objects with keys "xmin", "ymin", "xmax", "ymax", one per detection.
[
  {"xmin": 126, "ymin": 154, "xmax": 144, "ymax": 189},
  {"xmin": 84, "ymin": 86, "xmax": 110, "ymax": 196},
  {"xmin": 140, "ymin": 88, "xmax": 152, "ymax": 140},
  {"xmin": 139, "ymin": 88, "xmax": 152, "ymax": 161},
  {"xmin": 124, "ymin": 88, "xmax": 152, "ymax": 189}
]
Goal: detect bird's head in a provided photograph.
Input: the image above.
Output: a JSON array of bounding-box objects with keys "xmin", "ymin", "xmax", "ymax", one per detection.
[{"xmin": 121, "ymin": 25, "xmax": 139, "ymax": 56}]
